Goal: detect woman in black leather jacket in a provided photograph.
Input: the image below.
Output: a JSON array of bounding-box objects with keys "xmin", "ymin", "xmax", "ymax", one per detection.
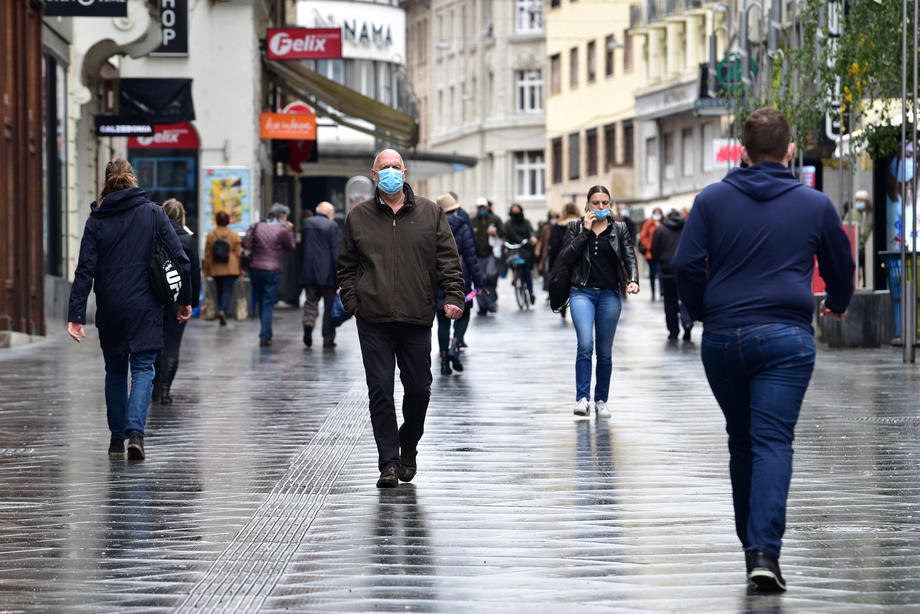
[{"xmin": 556, "ymin": 185, "xmax": 640, "ymax": 419}]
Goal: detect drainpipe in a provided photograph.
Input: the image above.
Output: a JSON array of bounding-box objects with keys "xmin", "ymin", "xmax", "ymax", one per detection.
[{"xmin": 656, "ymin": 118, "xmax": 664, "ymax": 204}]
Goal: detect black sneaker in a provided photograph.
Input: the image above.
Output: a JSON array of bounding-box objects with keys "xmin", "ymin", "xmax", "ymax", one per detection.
[
  {"xmin": 683, "ymin": 327, "xmax": 692, "ymax": 341},
  {"xmin": 398, "ymin": 450, "xmax": 417, "ymax": 482},
  {"xmin": 108, "ymin": 438, "xmax": 125, "ymax": 459},
  {"xmin": 303, "ymin": 325, "xmax": 312, "ymax": 347},
  {"xmin": 126, "ymin": 432, "xmax": 145, "ymax": 460},
  {"xmin": 218, "ymin": 311, "xmax": 227, "ymax": 326},
  {"xmin": 376, "ymin": 465, "xmax": 399, "ymax": 488},
  {"xmin": 260, "ymin": 339, "xmax": 272, "ymax": 347},
  {"xmin": 747, "ymin": 550, "xmax": 786, "ymax": 592}
]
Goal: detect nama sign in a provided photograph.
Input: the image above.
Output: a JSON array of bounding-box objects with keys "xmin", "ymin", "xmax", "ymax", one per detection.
[
  {"xmin": 259, "ymin": 113, "xmax": 317, "ymax": 140},
  {"xmin": 266, "ymin": 28, "xmax": 342, "ymax": 60}
]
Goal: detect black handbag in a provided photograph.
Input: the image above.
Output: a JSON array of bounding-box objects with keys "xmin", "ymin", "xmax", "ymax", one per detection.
[
  {"xmin": 548, "ymin": 221, "xmax": 581, "ymax": 313},
  {"xmin": 149, "ymin": 206, "xmax": 183, "ymax": 306}
]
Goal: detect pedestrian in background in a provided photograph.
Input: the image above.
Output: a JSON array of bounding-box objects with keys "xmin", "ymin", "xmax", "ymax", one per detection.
[
  {"xmin": 152, "ymin": 199, "xmax": 201, "ymax": 405},
  {"xmin": 852, "ymin": 189, "xmax": 873, "ymax": 287},
  {"xmin": 503, "ymin": 203, "xmax": 537, "ymax": 303},
  {"xmin": 203, "ymin": 210, "xmax": 242, "ymax": 326},
  {"xmin": 535, "ymin": 209, "xmax": 560, "ymax": 291},
  {"xmin": 67, "ymin": 159, "xmax": 192, "ymax": 460},
  {"xmin": 243, "ymin": 203, "xmax": 296, "ymax": 347},
  {"xmin": 448, "ymin": 190, "xmax": 475, "ymax": 237},
  {"xmin": 615, "ymin": 203, "xmax": 638, "ymax": 245},
  {"xmin": 556, "ymin": 185, "xmax": 639, "ymax": 419},
  {"xmin": 435, "ymin": 193, "xmax": 482, "ymax": 375},
  {"xmin": 651, "ymin": 208, "xmax": 693, "ymax": 341},
  {"xmin": 471, "ymin": 197, "xmax": 503, "ymax": 315},
  {"xmin": 640, "ymin": 207, "xmax": 664, "ymax": 301},
  {"xmin": 673, "ymin": 107, "xmax": 854, "ymax": 592},
  {"xmin": 300, "ymin": 201, "xmax": 341, "ymax": 349},
  {"xmin": 338, "ymin": 149, "xmax": 464, "ymax": 488}
]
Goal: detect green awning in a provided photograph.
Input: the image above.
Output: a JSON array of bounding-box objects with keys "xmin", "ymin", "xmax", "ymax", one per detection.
[{"xmin": 264, "ymin": 60, "xmax": 418, "ymax": 148}]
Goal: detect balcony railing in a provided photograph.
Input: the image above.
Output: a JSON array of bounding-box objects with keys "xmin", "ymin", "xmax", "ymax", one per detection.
[{"xmin": 632, "ymin": 0, "xmax": 705, "ymax": 28}]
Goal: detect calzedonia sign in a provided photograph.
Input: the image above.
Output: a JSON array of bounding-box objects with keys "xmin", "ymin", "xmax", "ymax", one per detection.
[
  {"xmin": 45, "ymin": 0, "xmax": 128, "ymax": 17},
  {"xmin": 266, "ymin": 28, "xmax": 342, "ymax": 60}
]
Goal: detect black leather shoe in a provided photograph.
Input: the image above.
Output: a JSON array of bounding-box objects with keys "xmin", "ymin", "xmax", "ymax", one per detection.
[
  {"xmin": 108, "ymin": 438, "xmax": 125, "ymax": 459},
  {"xmin": 302, "ymin": 325, "xmax": 312, "ymax": 347},
  {"xmin": 376, "ymin": 465, "xmax": 399, "ymax": 488},
  {"xmin": 126, "ymin": 432, "xmax": 145, "ymax": 460},
  {"xmin": 398, "ymin": 450, "xmax": 417, "ymax": 482},
  {"xmin": 683, "ymin": 327, "xmax": 692, "ymax": 341},
  {"xmin": 747, "ymin": 550, "xmax": 786, "ymax": 592}
]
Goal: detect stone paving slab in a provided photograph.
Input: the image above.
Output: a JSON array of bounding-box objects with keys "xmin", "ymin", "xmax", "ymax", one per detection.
[{"xmin": 1, "ymin": 280, "xmax": 920, "ymax": 612}]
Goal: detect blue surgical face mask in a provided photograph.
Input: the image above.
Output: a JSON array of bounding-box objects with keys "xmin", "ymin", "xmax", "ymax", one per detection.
[
  {"xmin": 855, "ymin": 202, "xmax": 866, "ymax": 211},
  {"xmin": 593, "ymin": 208, "xmax": 611, "ymax": 220},
  {"xmin": 477, "ymin": 209, "xmax": 488, "ymax": 217},
  {"xmin": 376, "ymin": 168, "xmax": 404, "ymax": 194}
]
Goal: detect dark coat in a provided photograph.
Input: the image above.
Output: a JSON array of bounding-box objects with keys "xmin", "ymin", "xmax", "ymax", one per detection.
[
  {"xmin": 300, "ymin": 215, "xmax": 341, "ymax": 287},
  {"xmin": 438, "ymin": 212, "xmax": 483, "ymax": 309},
  {"xmin": 68, "ymin": 187, "xmax": 191, "ymax": 355},
  {"xmin": 503, "ymin": 215, "xmax": 536, "ymax": 261},
  {"xmin": 455, "ymin": 207, "xmax": 475, "ymax": 238},
  {"xmin": 169, "ymin": 219, "xmax": 201, "ymax": 308},
  {"xmin": 558, "ymin": 219, "xmax": 640, "ymax": 291},
  {"xmin": 471, "ymin": 210, "xmax": 504, "ymax": 257},
  {"xmin": 650, "ymin": 214, "xmax": 685, "ymax": 276}
]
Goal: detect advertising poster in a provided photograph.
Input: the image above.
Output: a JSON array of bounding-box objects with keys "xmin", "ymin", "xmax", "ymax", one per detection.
[{"xmin": 202, "ymin": 167, "xmax": 252, "ymax": 235}]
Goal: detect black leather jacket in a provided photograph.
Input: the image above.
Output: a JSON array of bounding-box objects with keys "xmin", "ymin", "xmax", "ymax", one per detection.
[{"xmin": 557, "ymin": 219, "xmax": 640, "ymax": 290}]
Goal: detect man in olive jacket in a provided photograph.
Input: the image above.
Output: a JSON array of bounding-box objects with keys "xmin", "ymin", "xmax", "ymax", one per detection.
[{"xmin": 338, "ymin": 149, "xmax": 465, "ymax": 488}]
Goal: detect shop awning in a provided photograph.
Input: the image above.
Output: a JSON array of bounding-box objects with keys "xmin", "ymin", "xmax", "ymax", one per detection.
[{"xmin": 263, "ymin": 60, "xmax": 418, "ymax": 148}]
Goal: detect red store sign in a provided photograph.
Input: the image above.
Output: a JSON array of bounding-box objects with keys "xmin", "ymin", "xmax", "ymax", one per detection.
[
  {"xmin": 266, "ymin": 28, "xmax": 342, "ymax": 60},
  {"xmin": 127, "ymin": 122, "xmax": 200, "ymax": 149}
]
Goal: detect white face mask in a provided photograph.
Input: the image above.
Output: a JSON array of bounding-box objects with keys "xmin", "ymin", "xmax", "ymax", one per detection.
[{"xmin": 652, "ymin": 213, "xmax": 662, "ymax": 222}]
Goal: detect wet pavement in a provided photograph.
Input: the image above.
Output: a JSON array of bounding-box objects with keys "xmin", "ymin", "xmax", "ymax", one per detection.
[{"xmin": 2, "ymin": 279, "xmax": 920, "ymax": 613}]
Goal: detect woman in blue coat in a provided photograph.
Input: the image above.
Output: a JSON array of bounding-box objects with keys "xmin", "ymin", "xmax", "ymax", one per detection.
[
  {"xmin": 435, "ymin": 194, "xmax": 482, "ymax": 375},
  {"xmin": 67, "ymin": 159, "xmax": 192, "ymax": 460}
]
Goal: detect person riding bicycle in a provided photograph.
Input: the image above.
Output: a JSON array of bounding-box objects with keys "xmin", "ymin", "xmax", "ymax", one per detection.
[{"xmin": 503, "ymin": 203, "xmax": 536, "ymax": 304}]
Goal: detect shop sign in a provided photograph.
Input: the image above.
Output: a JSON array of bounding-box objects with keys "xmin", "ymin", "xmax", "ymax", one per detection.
[
  {"xmin": 95, "ymin": 118, "xmax": 153, "ymax": 137},
  {"xmin": 259, "ymin": 113, "xmax": 317, "ymax": 140},
  {"xmin": 127, "ymin": 122, "xmax": 199, "ymax": 149},
  {"xmin": 266, "ymin": 28, "xmax": 342, "ymax": 60},
  {"xmin": 203, "ymin": 167, "xmax": 252, "ymax": 234},
  {"xmin": 151, "ymin": 0, "xmax": 189, "ymax": 56},
  {"xmin": 45, "ymin": 0, "xmax": 128, "ymax": 17},
  {"xmin": 713, "ymin": 138, "xmax": 742, "ymax": 165}
]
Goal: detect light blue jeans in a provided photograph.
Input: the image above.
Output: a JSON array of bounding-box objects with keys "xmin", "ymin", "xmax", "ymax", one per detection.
[
  {"xmin": 102, "ymin": 349, "xmax": 157, "ymax": 438},
  {"xmin": 249, "ymin": 268, "xmax": 282, "ymax": 341},
  {"xmin": 569, "ymin": 287, "xmax": 622, "ymax": 402}
]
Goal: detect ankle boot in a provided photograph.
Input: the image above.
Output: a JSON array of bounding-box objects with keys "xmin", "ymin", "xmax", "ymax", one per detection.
[
  {"xmin": 439, "ymin": 351, "xmax": 452, "ymax": 375},
  {"xmin": 160, "ymin": 358, "xmax": 179, "ymax": 405},
  {"xmin": 447, "ymin": 343, "xmax": 464, "ymax": 372}
]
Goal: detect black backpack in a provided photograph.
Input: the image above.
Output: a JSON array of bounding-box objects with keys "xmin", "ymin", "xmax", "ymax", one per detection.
[{"xmin": 212, "ymin": 235, "xmax": 230, "ymax": 263}]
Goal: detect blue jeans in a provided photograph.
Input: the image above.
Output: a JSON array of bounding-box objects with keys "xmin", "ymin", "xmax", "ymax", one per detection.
[
  {"xmin": 249, "ymin": 268, "xmax": 282, "ymax": 340},
  {"xmin": 213, "ymin": 275, "xmax": 238, "ymax": 314},
  {"xmin": 102, "ymin": 349, "xmax": 157, "ymax": 438},
  {"xmin": 569, "ymin": 287, "xmax": 622, "ymax": 402},
  {"xmin": 701, "ymin": 323, "xmax": 816, "ymax": 558}
]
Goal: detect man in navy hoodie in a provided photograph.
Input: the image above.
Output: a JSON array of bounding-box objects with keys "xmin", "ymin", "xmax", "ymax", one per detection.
[{"xmin": 672, "ymin": 108, "xmax": 854, "ymax": 592}]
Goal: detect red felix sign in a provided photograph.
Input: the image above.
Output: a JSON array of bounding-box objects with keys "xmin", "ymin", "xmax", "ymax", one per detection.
[{"xmin": 266, "ymin": 28, "xmax": 342, "ymax": 60}]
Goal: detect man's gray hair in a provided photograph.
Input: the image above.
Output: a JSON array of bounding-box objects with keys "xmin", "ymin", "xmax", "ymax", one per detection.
[{"xmin": 268, "ymin": 202, "xmax": 290, "ymax": 219}]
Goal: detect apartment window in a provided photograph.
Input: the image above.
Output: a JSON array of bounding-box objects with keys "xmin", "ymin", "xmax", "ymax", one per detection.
[
  {"xmin": 587, "ymin": 40, "xmax": 597, "ymax": 83},
  {"xmin": 514, "ymin": 151, "xmax": 546, "ymax": 198},
  {"xmin": 516, "ymin": 0, "xmax": 543, "ymax": 33},
  {"xmin": 604, "ymin": 123, "xmax": 617, "ymax": 170},
  {"xmin": 702, "ymin": 122, "xmax": 716, "ymax": 171},
  {"xmin": 664, "ymin": 132, "xmax": 675, "ymax": 179},
  {"xmin": 569, "ymin": 47, "xmax": 578, "ymax": 89},
  {"xmin": 569, "ymin": 132, "xmax": 580, "ymax": 180},
  {"xmin": 605, "ymin": 35, "xmax": 615, "ymax": 77},
  {"xmin": 624, "ymin": 30, "xmax": 633, "ymax": 73},
  {"xmin": 623, "ymin": 122, "xmax": 634, "ymax": 165},
  {"xmin": 550, "ymin": 54, "xmax": 561, "ymax": 94},
  {"xmin": 551, "ymin": 137, "xmax": 563, "ymax": 184},
  {"xmin": 646, "ymin": 136, "xmax": 657, "ymax": 184},
  {"xmin": 682, "ymin": 127, "xmax": 695, "ymax": 176},
  {"xmin": 550, "ymin": 0, "xmax": 561, "ymax": 7},
  {"xmin": 585, "ymin": 128, "xmax": 598, "ymax": 176},
  {"xmin": 516, "ymin": 69, "xmax": 543, "ymax": 113}
]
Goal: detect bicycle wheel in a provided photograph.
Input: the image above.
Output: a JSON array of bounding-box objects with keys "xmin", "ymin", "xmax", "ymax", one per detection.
[{"xmin": 513, "ymin": 271, "xmax": 526, "ymax": 310}]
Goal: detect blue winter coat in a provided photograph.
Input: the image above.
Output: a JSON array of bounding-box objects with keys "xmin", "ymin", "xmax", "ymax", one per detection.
[
  {"xmin": 300, "ymin": 215, "xmax": 341, "ymax": 287},
  {"xmin": 68, "ymin": 188, "xmax": 192, "ymax": 355},
  {"xmin": 438, "ymin": 212, "xmax": 482, "ymax": 309}
]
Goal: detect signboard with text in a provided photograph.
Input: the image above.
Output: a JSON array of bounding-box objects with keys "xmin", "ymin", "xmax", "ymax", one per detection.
[
  {"xmin": 259, "ymin": 113, "xmax": 317, "ymax": 140},
  {"xmin": 151, "ymin": 0, "xmax": 189, "ymax": 56},
  {"xmin": 127, "ymin": 122, "xmax": 199, "ymax": 150},
  {"xmin": 266, "ymin": 28, "xmax": 342, "ymax": 60},
  {"xmin": 45, "ymin": 0, "xmax": 127, "ymax": 17}
]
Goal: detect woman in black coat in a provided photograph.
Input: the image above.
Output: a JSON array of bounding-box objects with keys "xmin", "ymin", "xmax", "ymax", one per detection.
[
  {"xmin": 67, "ymin": 159, "xmax": 192, "ymax": 461},
  {"xmin": 153, "ymin": 199, "xmax": 201, "ymax": 404}
]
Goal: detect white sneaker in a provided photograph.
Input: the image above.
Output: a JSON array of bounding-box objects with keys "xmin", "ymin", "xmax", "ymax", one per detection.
[
  {"xmin": 595, "ymin": 401, "xmax": 611, "ymax": 418},
  {"xmin": 573, "ymin": 398, "xmax": 590, "ymax": 416}
]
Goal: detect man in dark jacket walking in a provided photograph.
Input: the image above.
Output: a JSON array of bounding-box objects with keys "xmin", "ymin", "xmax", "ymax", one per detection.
[
  {"xmin": 673, "ymin": 108, "xmax": 854, "ymax": 592},
  {"xmin": 300, "ymin": 201, "xmax": 341, "ymax": 348},
  {"xmin": 651, "ymin": 209, "xmax": 693, "ymax": 341},
  {"xmin": 338, "ymin": 149, "xmax": 465, "ymax": 488},
  {"xmin": 471, "ymin": 197, "xmax": 503, "ymax": 315}
]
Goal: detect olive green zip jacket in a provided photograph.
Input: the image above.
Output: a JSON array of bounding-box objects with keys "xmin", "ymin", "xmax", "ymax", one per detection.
[{"xmin": 337, "ymin": 184, "xmax": 465, "ymax": 326}]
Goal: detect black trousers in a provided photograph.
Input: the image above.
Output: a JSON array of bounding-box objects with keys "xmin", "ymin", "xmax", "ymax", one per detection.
[
  {"xmin": 661, "ymin": 275, "xmax": 692, "ymax": 337},
  {"xmin": 356, "ymin": 317, "xmax": 433, "ymax": 471},
  {"xmin": 161, "ymin": 304, "xmax": 187, "ymax": 361}
]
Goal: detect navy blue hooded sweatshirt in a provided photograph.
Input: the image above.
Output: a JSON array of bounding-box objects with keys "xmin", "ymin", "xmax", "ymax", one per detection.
[{"xmin": 672, "ymin": 162, "xmax": 854, "ymax": 333}]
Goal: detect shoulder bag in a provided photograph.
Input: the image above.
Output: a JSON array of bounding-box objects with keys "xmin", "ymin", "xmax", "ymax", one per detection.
[{"xmin": 149, "ymin": 206, "xmax": 183, "ymax": 306}]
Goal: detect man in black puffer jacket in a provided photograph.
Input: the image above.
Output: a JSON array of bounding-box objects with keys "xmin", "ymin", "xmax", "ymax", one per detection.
[{"xmin": 651, "ymin": 209, "xmax": 692, "ymax": 341}]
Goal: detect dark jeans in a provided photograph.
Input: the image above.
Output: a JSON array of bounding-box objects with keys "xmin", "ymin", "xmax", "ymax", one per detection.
[
  {"xmin": 102, "ymin": 349, "xmax": 157, "ymax": 438},
  {"xmin": 302, "ymin": 284, "xmax": 337, "ymax": 342},
  {"xmin": 647, "ymin": 258, "xmax": 661, "ymax": 296},
  {"xmin": 249, "ymin": 268, "xmax": 282, "ymax": 341},
  {"xmin": 213, "ymin": 275, "xmax": 238, "ymax": 314},
  {"xmin": 661, "ymin": 275, "xmax": 692, "ymax": 337},
  {"xmin": 701, "ymin": 323, "xmax": 816, "ymax": 558},
  {"xmin": 436, "ymin": 301, "xmax": 472, "ymax": 352},
  {"xmin": 356, "ymin": 317, "xmax": 432, "ymax": 471},
  {"xmin": 160, "ymin": 304, "xmax": 187, "ymax": 361}
]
